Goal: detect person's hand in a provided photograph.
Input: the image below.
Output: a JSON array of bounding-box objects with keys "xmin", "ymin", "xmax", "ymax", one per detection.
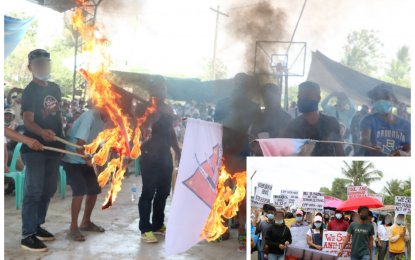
[
  {"xmin": 41, "ymin": 129, "xmax": 56, "ymax": 142},
  {"xmin": 175, "ymin": 150, "xmax": 181, "ymax": 166},
  {"xmin": 279, "ymin": 244, "xmax": 286, "ymax": 250},
  {"xmin": 390, "ymin": 149, "xmax": 406, "ymax": 156},
  {"xmin": 378, "ymin": 241, "xmax": 382, "ymax": 248},
  {"xmin": 85, "ymin": 158, "xmax": 93, "ymax": 167},
  {"xmin": 26, "ymin": 138, "xmax": 43, "ymax": 151},
  {"xmin": 4, "ymin": 165, "xmax": 10, "ymax": 173},
  {"xmin": 285, "ymin": 241, "xmax": 290, "ymax": 246},
  {"xmin": 337, "ymin": 249, "xmax": 343, "ymax": 257},
  {"xmin": 403, "ymin": 227, "xmax": 406, "ymax": 234},
  {"xmin": 369, "ymin": 144, "xmax": 383, "ymax": 156},
  {"xmin": 316, "ymin": 245, "xmax": 323, "ymax": 251},
  {"xmin": 142, "ymin": 127, "xmax": 152, "ymax": 140}
]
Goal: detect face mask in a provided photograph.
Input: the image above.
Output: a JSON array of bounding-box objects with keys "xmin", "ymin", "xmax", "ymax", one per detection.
[
  {"xmin": 314, "ymin": 223, "xmax": 321, "ymax": 228},
  {"xmin": 325, "ymin": 217, "xmax": 329, "ymax": 220},
  {"xmin": 66, "ymin": 113, "xmax": 72, "ymax": 118},
  {"xmin": 307, "ymin": 220, "xmax": 312, "ymax": 223},
  {"xmin": 385, "ymin": 220, "xmax": 391, "ymax": 224},
  {"xmin": 396, "ymin": 220, "xmax": 403, "ymax": 225},
  {"xmin": 336, "ymin": 214, "xmax": 342, "ymax": 219},
  {"xmin": 275, "ymin": 220, "xmax": 283, "ymax": 225},
  {"xmin": 21, "ymin": 119, "xmax": 24, "ymax": 123},
  {"xmin": 267, "ymin": 214, "xmax": 274, "ymax": 220},
  {"xmin": 296, "ymin": 217, "xmax": 303, "ymax": 222},
  {"xmin": 297, "ymin": 99, "xmax": 319, "ymax": 113},
  {"xmin": 372, "ymin": 99, "xmax": 392, "ymax": 114},
  {"xmin": 360, "ymin": 214, "xmax": 368, "ymax": 221},
  {"xmin": 34, "ymin": 74, "xmax": 51, "ymax": 81},
  {"xmin": 4, "ymin": 122, "xmax": 12, "ymax": 126},
  {"xmin": 372, "ymin": 218, "xmax": 375, "ymax": 222}
]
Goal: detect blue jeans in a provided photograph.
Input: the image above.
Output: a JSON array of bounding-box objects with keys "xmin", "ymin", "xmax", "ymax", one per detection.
[
  {"xmin": 373, "ymin": 245, "xmax": 376, "ymax": 260},
  {"xmin": 138, "ymin": 154, "xmax": 173, "ymax": 233},
  {"xmin": 257, "ymin": 239, "xmax": 262, "ymax": 260},
  {"xmin": 352, "ymin": 255, "xmax": 371, "ymax": 260},
  {"xmin": 268, "ymin": 254, "xmax": 285, "ymax": 260},
  {"xmin": 21, "ymin": 153, "xmax": 61, "ymax": 238}
]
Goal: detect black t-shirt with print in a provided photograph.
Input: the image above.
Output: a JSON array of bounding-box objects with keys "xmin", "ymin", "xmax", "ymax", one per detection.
[{"xmin": 20, "ymin": 81, "xmax": 62, "ymax": 154}]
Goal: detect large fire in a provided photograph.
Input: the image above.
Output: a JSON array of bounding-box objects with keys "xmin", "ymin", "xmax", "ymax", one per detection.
[
  {"xmin": 202, "ymin": 163, "xmax": 247, "ymax": 241},
  {"xmin": 70, "ymin": 1, "xmax": 156, "ymax": 209}
]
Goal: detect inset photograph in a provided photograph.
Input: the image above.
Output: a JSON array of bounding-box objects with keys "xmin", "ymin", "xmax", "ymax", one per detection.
[{"xmin": 248, "ymin": 158, "xmax": 411, "ymax": 260}]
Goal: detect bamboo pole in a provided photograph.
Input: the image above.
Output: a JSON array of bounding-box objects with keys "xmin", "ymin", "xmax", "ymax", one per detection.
[
  {"xmin": 42, "ymin": 146, "xmax": 88, "ymax": 158},
  {"xmin": 54, "ymin": 136, "xmax": 84, "ymax": 150}
]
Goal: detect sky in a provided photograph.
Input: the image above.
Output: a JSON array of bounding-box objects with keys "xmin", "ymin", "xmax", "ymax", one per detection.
[
  {"xmin": 247, "ymin": 157, "xmax": 412, "ymax": 198},
  {"xmin": 4, "ymin": 0, "xmax": 414, "ymax": 85}
]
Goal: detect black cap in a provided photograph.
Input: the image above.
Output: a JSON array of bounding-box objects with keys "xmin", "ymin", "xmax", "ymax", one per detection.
[
  {"xmin": 28, "ymin": 49, "xmax": 51, "ymax": 64},
  {"xmin": 367, "ymin": 83, "xmax": 396, "ymax": 99}
]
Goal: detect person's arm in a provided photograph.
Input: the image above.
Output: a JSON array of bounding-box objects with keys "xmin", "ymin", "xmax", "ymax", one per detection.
[
  {"xmin": 23, "ymin": 111, "xmax": 56, "ymax": 142},
  {"xmin": 390, "ymin": 124, "xmax": 411, "ymax": 156},
  {"xmin": 346, "ymin": 97, "xmax": 356, "ymax": 116},
  {"xmin": 171, "ymin": 126, "xmax": 181, "ymax": 163},
  {"xmin": 359, "ymin": 116, "xmax": 383, "ymax": 155},
  {"xmin": 404, "ymin": 227, "xmax": 410, "ymax": 242},
  {"xmin": 4, "ymin": 127, "xmax": 43, "ymax": 150},
  {"xmin": 7, "ymin": 88, "xmax": 23, "ymax": 105},
  {"xmin": 388, "ymin": 225, "xmax": 402, "ymax": 242},
  {"xmin": 254, "ymin": 221, "xmax": 261, "ymax": 235},
  {"xmin": 337, "ymin": 233, "xmax": 352, "ymax": 256},
  {"xmin": 332, "ymin": 119, "xmax": 346, "ymax": 156},
  {"xmin": 321, "ymin": 95, "xmax": 334, "ymax": 114},
  {"xmin": 75, "ymin": 139, "xmax": 92, "ymax": 166},
  {"xmin": 4, "ymin": 141, "xmax": 9, "ymax": 173},
  {"xmin": 369, "ymin": 235, "xmax": 373, "ymax": 260}
]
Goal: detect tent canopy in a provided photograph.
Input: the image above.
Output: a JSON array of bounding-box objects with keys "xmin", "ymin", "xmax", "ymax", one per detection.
[
  {"xmin": 307, "ymin": 51, "xmax": 411, "ymax": 106},
  {"xmin": 4, "ymin": 15, "xmax": 35, "ymax": 60}
]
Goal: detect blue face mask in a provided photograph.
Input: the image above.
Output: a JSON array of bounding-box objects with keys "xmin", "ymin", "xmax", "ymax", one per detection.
[
  {"xmin": 385, "ymin": 220, "xmax": 391, "ymax": 224},
  {"xmin": 296, "ymin": 217, "xmax": 303, "ymax": 222},
  {"xmin": 314, "ymin": 223, "xmax": 322, "ymax": 228},
  {"xmin": 275, "ymin": 220, "xmax": 283, "ymax": 225},
  {"xmin": 297, "ymin": 99, "xmax": 319, "ymax": 113},
  {"xmin": 267, "ymin": 214, "xmax": 274, "ymax": 220},
  {"xmin": 34, "ymin": 74, "xmax": 51, "ymax": 81},
  {"xmin": 4, "ymin": 122, "xmax": 12, "ymax": 126},
  {"xmin": 66, "ymin": 113, "xmax": 72, "ymax": 118},
  {"xmin": 372, "ymin": 99, "xmax": 392, "ymax": 114},
  {"xmin": 336, "ymin": 213, "xmax": 342, "ymax": 219},
  {"xmin": 396, "ymin": 219, "xmax": 403, "ymax": 225}
]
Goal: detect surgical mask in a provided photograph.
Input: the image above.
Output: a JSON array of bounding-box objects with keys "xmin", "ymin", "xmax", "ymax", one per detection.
[
  {"xmin": 372, "ymin": 99, "xmax": 392, "ymax": 114},
  {"xmin": 34, "ymin": 74, "xmax": 51, "ymax": 81},
  {"xmin": 66, "ymin": 113, "xmax": 72, "ymax": 118},
  {"xmin": 296, "ymin": 217, "xmax": 303, "ymax": 222},
  {"xmin": 185, "ymin": 105, "xmax": 189, "ymax": 108},
  {"xmin": 21, "ymin": 120, "xmax": 24, "ymax": 123},
  {"xmin": 336, "ymin": 214, "xmax": 342, "ymax": 219},
  {"xmin": 372, "ymin": 218, "xmax": 375, "ymax": 222},
  {"xmin": 307, "ymin": 220, "xmax": 312, "ymax": 223},
  {"xmin": 4, "ymin": 122, "xmax": 11, "ymax": 126},
  {"xmin": 275, "ymin": 220, "xmax": 283, "ymax": 225},
  {"xmin": 360, "ymin": 214, "xmax": 368, "ymax": 221},
  {"xmin": 63, "ymin": 124, "xmax": 66, "ymax": 128},
  {"xmin": 314, "ymin": 223, "xmax": 322, "ymax": 228},
  {"xmin": 267, "ymin": 214, "xmax": 274, "ymax": 220},
  {"xmin": 396, "ymin": 220, "xmax": 403, "ymax": 225},
  {"xmin": 297, "ymin": 99, "xmax": 319, "ymax": 113}
]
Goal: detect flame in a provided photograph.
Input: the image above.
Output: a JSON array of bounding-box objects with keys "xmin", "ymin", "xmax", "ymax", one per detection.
[
  {"xmin": 201, "ymin": 162, "xmax": 247, "ymax": 241},
  {"xmin": 70, "ymin": 1, "xmax": 156, "ymax": 209}
]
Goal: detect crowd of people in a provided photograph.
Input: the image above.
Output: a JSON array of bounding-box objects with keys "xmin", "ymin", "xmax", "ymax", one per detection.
[{"xmin": 252, "ymin": 204, "xmax": 410, "ymax": 260}]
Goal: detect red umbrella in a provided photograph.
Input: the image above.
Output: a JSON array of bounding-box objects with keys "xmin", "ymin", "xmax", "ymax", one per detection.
[{"xmin": 337, "ymin": 196, "xmax": 384, "ymax": 211}]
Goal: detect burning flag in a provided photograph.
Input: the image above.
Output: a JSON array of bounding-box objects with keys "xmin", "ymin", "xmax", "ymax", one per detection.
[
  {"xmin": 255, "ymin": 138, "xmax": 317, "ymax": 156},
  {"xmin": 165, "ymin": 119, "xmax": 246, "ymax": 256}
]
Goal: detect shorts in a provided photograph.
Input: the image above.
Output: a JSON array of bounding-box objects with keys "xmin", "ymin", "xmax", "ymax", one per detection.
[{"xmin": 62, "ymin": 161, "xmax": 101, "ymax": 196}]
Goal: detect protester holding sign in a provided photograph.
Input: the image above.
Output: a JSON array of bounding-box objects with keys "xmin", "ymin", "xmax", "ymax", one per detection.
[
  {"xmin": 265, "ymin": 211, "xmax": 292, "ymax": 260},
  {"xmin": 254, "ymin": 206, "xmax": 276, "ymax": 260},
  {"xmin": 388, "ymin": 214, "xmax": 409, "ymax": 260},
  {"xmin": 378, "ymin": 214, "xmax": 393, "ymax": 260},
  {"xmin": 291, "ymin": 210, "xmax": 308, "ymax": 227},
  {"xmin": 307, "ymin": 216, "xmax": 324, "ymax": 251},
  {"xmin": 327, "ymin": 210, "xmax": 349, "ymax": 231},
  {"xmin": 338, "ymin": 206, "xmax": 374, "ymax": 260}
]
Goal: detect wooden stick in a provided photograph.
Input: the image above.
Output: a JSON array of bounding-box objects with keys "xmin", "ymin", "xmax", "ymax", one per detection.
[
  {"xmin": 54, "ymin": 136, "xmax": 84, "ymax": 150},
  {"xmin": 43, "ymin": 146, "xmax": 89, "ymax": 158}
]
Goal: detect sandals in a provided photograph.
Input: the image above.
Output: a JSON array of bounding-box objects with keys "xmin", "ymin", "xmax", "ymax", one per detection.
[
  {"xmin": 79, "ymin": 222, "xmax": 105, "ymax": 232},
  {"xmin": 69, "ymin": 229, "xmax": 85, "ymax": 241},
  {"xmin": 238, "ymin": 236, "xmax": 247, "ymax": 253}
]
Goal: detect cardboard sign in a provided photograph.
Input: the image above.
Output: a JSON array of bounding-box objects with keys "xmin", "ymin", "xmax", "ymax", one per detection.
[
  {"xmin": 253, "ymin": 182, "xmax": 273, "ymax": 205},
  {"xmin": 347, "ymin": 186, "xmax": 368, "ymax": 199},
  {"xmin": 289, "ymin": 226, "xmax": 309, "ymax": 248},
  {"xmin": 286, "ymin": 245, "xmax": 337, "ymax": 260},
  {"xmin": 324, "ymin": 195, "xmax": 342, "ymax": 202},
  {"xmin": 282, "ymin": 189, "xmax": 299, "ymax": 205},
  {"xmin": 395, "ymin": 196, "xmax": 411, "ymax": 215},
  {"xmin": 251, "ymin": 195, "xmax": 261, "ymax": 208},
  {"xmin": 368, "ymin": 194, "xmax": 383, "ymax": 204},
  {"xmin": 302, "ymin": 191, "xmax": 325, "ymax": 212},
  {"xmin": 323, "ymin": 231, "xmax": 352, "ymax": 260},
  {"xmin": 274, "ymin": 195, "xmax": 287, "ymax": 207}
]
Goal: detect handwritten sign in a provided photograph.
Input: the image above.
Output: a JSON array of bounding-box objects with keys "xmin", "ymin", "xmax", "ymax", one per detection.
[
  {"xmin": 253, "ymin": 182, "xmax": 273, "ymax": 205},
  {"xmin": 302, "ymin": 191, "xmax": 325, "ymax": 212},
  {"xmin": 282, "ymin": 189, "xmax": 299, "ymax": 205},
  {"xmin": 251, "ymin": 196, "xmax": 261, "ymax": 208},
  {"xmin": 325, "ymin": 195, "xmax": 342, "ymax": 202},
  {"xmin": 368, "ymin": 194, "xmax": 383, "ymax": 204},
  {"xmin": 290, "ymin": 226, "xmax": 309, "ymax": 248},
  {"xmin": 395, "ymin": 196, "xmax": 411, "ymax": 215},
  {"xmin": 347, "ymin": 186, "xmax": 368, "ymax": 199},
  {"xmin": 323, "ymin": 231, "xmax": 352, "ymax": 260}
]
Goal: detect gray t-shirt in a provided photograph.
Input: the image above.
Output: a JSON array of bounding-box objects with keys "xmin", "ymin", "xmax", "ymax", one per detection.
[{"xmin": 258, "ymin": 221, "xmax": 274, "ymax": 252}]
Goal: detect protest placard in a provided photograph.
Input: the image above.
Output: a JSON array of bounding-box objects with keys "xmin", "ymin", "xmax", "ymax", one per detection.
[
  {"xmin": 251, "ymin": 196, "xmax": 261, "ymax": 208},
  {"xmin": 368, "ymin": 194, "xmax": 383, "ymax": 204},
  {"xmin": 282, "ymin": 189, "xmax": 299, "ymax": 205},
  {"xmin": 274, "ymin": 195, "xmax": 287, "ymax": 207},
  {"xmin": 253, "ymin": 182, "xmax": 273, "ymax": 205},
  {"xmin": 347, "ymin": 186, "xmax": 368, "ymax": 199},
  {"xmin": 289, "ymin": 226, "xmax": 309, "ymax": 248},
  {"xmin": 287, "ymin": 245, "xmax": 337, "ymax": 260},
  {"xmin": 302, "ymin": 191, "xmax": 325, "ymax": 212},
  {"xmin": 324, "ymin": 195, "xmax": 343, "ymax": 202},
  {"xmin": 395, "ymin": 196, "xmax": 411, "ymax": 215},
  {"xmin": 323, "ymin": 231, "xmax": 352, "ymax": 260}
]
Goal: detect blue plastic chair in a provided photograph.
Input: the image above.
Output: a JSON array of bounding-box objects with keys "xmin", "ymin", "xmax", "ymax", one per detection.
[
  {"xmin": 5, "ymin": 143, "xmax": 25, "ymax": 210},
  {"xmin": 58, "ymin": 166, "xmax": 66, "ymax": 199}
]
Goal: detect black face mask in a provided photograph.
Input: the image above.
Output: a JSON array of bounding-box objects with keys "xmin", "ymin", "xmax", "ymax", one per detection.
[{"xmin": 360, "ymin": 214, "xmax": 368, "ymax": 221}]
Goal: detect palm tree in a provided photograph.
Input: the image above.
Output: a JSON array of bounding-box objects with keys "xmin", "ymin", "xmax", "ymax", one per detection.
[
  {"xmin": 383, "ymin": 179, "xmax": 404, "ymax": 197},
  {"xmin": 385, "ymin": 46, "xmax": 411, "ymax": 84},
  {"xmin": 340, "ymin": 161, "xmax": 383, "ymax": 187}
]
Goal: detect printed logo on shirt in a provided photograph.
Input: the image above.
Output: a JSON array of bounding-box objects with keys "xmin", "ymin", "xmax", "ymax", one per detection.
[
  {"xmin": 354, "ymin": 228, "xmax": 369, "ymax": 234},
  {"xmin": 41, "ymin": 95, "xmax": 60, "ymax": 118}
]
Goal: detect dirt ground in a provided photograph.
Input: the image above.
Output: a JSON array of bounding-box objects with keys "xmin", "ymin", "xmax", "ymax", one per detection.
[{"xmin": 4, "ymin": 163, "xmax": 245, "ymax": 260}]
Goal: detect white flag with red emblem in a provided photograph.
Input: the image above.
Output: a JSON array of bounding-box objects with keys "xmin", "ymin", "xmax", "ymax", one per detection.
[{"xmin": 165, "ymin": 118, "xmax": 223, "ymax": 256}]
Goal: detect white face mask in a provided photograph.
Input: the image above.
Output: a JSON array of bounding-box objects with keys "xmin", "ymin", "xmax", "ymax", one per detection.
[
  {"xmin": 34, "ymin": 74, "xmax": 51, "ymax": 81},
  {"xmin": 63, "ymin": 124, "xmax": 66, "ymax": 128}
]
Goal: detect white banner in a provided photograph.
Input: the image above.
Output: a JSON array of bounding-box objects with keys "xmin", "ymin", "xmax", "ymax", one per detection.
[
  {"xmin": 165, "ymin": 119, "xmax": 223, "ymax": 256},
  {"xmin": 347, "ymin": 186, "xmax": 368, "ymax": 199},
  {"xmin": 323, "ymin": 231, "xmax": 352, "ymax": 260},
  {"xmin": 302, "ymin": 191, "xmax": 325, "ymax": 212},
  {"xmin": 282, "ymin": 189, "xmax": 299, "ymax": 206},
  {"xmin": 368, "ymin": 194, "xmax": 383, "ymax": 204},
  {"xmin": 251, "ymin": 196, "xmax": 261, "ymax": 208},
  {"xmin": 274, "ymin": 195, "xmax": 287, "ymax": 207},
  {"xmin": 395, "ymin": 196, "xmax": 411, "ymax": 215},
  {"xmin": 254, "ymin": 182, "xmax": 273, "ymax": 205},
  {"xmin": 290, "ymin": 226, "xmax": 309, "ymax": 248}
]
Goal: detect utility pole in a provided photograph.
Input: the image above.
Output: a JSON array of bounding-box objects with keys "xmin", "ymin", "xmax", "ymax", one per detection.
[{"xmin": 210, "ymin": 6, "xmax": 228, "ymax": 80}]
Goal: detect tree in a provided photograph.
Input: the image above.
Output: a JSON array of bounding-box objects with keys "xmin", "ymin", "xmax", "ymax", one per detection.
[
  {"xmin": 197, "ymin": 58, "xmax": 229, "ymax": 81},
  {"xmin": 380, "ymin": 46, "xmax": 411, "ymax": 88},
  {"xmin": 319, "ymin": 187, "xmax": 332, "ymax": 197},
  {"xmin": 383, "ymin": 179, "xmax": 403, "ymax": 197},
  {"xmin": 340, "ymin": 161, "xmax": 383, "ymax": 187},
  {"xmin": 331, "ymin": 178, "xmax": 348, "ymax": 201},
  {"xmin": 340, "ymin": 29, "xmax": 385, "ymax": 76}
]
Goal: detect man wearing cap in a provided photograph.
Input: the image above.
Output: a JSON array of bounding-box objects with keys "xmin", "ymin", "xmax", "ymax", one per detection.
[
  {"xmin": 360, "ymin": 83, "xmax": 411, "ymax": 156},
  {"xmin": 6, "ymin": 88, "xmax": 23, "ymax": 124},
  {"xmin": 20, "ymin": 49, "xmax": 63, "ymax": 252},
  {"xmin": 290, "ymin": 210, "xmax": 308, "ymax": 227},
  {"xmin": 4, "ymin": 108, "xmax": 19, "ymax": 132},
  {"xmin": 327, "ymin": 210, "xmax": 349, "ymax": 231}
]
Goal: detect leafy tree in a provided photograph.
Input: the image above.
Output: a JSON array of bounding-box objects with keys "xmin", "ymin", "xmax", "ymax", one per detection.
[
  {"xmin": 378, "ymin": 46, "xmax": 411, "ymax": 88},
  {"xmin": 340, "ymin": 29, "xmax": 385, "ymax": 76},
  {"xmin": 331, "ymin": 178, "xmax": 348, "ymax": 201},
  {"xmin": 340, "ymin": 161, "xmax": 383, "ymax": 187},
  {"xmin": 319, "ymin": 187, "xmax": 332, "ymax": 196},
  {"xmin": 197, "ymin": 58, "xmax": 229, "ymax": 81},
  {"xmin": 383, "ymin": 179, "xmax": 403, "ymax": 196}
]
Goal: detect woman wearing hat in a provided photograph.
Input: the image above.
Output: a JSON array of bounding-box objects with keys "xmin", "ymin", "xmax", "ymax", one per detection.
[{"xmin": 307, "ymin": 216, "xmax": 324, "ymax": 251}]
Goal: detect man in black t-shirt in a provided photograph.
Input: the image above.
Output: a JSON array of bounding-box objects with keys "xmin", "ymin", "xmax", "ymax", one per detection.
[
  {"xmin": 20, "ymin": 49, "xmax": 63, "ymax": 252},
  {"xmin": 284, "ymin": 81, "xmax": 345, "ymax": 156}
]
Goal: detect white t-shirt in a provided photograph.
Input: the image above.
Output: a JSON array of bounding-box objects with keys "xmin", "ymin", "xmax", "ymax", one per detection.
[
  {"xmin": 378, "ymin": 225, "xmax": 389, "ymax": 241},
  {"xmin": 372, "ymin": 222, "xmax": 377, "ymax": 246},
  {"xmin": 306, "ymin": 228, "xmax": 320, "ymax": 238}
]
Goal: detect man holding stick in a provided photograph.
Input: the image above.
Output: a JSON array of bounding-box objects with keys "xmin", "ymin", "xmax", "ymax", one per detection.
[
  {"xmin": 388, "ymin": 214, "xmax": 409, "ymax": 260},
  {"xmin": 20, "ymin": 49, "xmax": 63, "ymax": 252},
  {"xmin": 62, "ymin": 108, "xmax": 109, "ymax": 241}
]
